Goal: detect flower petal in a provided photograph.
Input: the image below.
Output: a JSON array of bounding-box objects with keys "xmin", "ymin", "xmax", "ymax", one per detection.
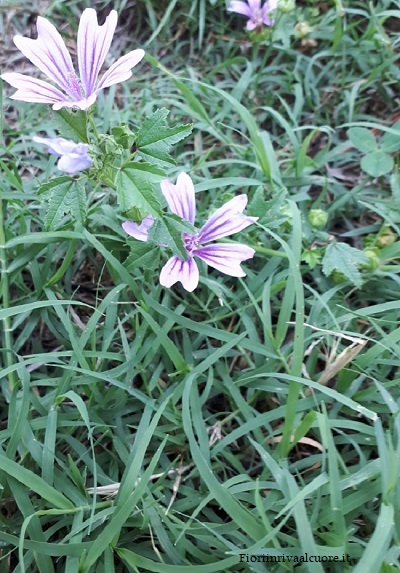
[
  {"xmin": 160, "ymin": 172, "xmax": 196, "ymax": 224},
  {"xmin": 159, "ymin": 256, "xmax": 199, "ymax": 292},
  {"xmin": 77, "ymin": 8, "xmax": 117, "ymax": 97},
  {"xmin": 248, "ymin": 0, "xmax": 262, "ymax": 11},
  {"xmin": 266, "ymin": 0, "xmax": 279, "ymax": 10},
  {"xmin": 246, "ymin": 19, "xmax": 259, "ymax": 30},
  {"xmin": 96, "ymin": 49, "xmax": 145, "ymax": 91},
  {"xmin": 194, "ymin": 243, "xmax": 256, "ymax": 277},
  {"xmin": 13, "ymin": 17, "xmax": 81, "ymax": 100},
  {"xmin": 1, "ymin": 72, "xmax": 68, "ymax": 105},
  {"xmin": 122, "ymin": 216, "xmax": 154, "ymax": 242},
  {"xmin": 33, "ymin": 136, "xmax": 78, "ymax": 156},
  {"xmin": 198, "ymin": 195, "xmax": 258, "ymax": 243},
  {"xmin": 33, "ymin": 136, "xmax": 92, "ymax": 174},
  {"xmin": 57, "ymin": 152, "xmax": 92, "ymax": 174},
  {"xmin": 52, "ymin": 93, "xmax": 98, "ymax": 111},
  {"xmin": 227, "ymin": 1, "xmax": 252, "ymax": 16}
]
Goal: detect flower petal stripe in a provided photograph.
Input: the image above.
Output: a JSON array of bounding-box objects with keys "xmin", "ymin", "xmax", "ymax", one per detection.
[
  {"xmin": 96, "ymin": 50, "xmax": 145, "ymax": 91},
  {"xmin": 14, "ymin": 17, "xmax": 81, "ymax": 99},
  {"xmin": 160, "ymin": 173, "xmax": 196, "ymax": 224},
  {"xmin": 122, "ymin": 217, "xmax": 154, "ymax": 242},
  {"xmin": 194, "ymin": 243, "xmax": 256, "ymax": 277},
  {"xmin": 198, "ymin": 195, "xmax": 258, "ymax": 243},
  {"xmin": 1, "ymin": 73, "xmax": 68, "ymax": 105},
  {"xmin": 228, "ymin": 1, "xmax": 253, "ymax": 17},
  {"xmin": 77, "ymin": 8, "xmax": 117, "ymax": 97},
  {"xmin": 159, "ymin": 256, "xmax": 200, "ymax": 292}
]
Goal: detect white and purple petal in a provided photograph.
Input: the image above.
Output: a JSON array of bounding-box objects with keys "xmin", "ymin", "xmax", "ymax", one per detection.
[
  {"xmin": 77, "ymin": 8, "xmax": 117, "ymax": 97},
  {"xmin": 96, "ymin": 50, "xmax": 145, "ymax": 92},
  {"xmin": 266, "ymin": 0, "xmax": 279, "ymax": 10},
  {"xmin": 198, "ymin": 195, "xmax": 258, "ymax": 243},
  {"xmin": 194, "ymin": 243, "xmax": 256, "ymax": 277},
  {"xmin": 159, "ymin": 256, "xmax": 200, "ymax": 292},
  {"xmin": 160, "ymin": 172, "xmax": 196, "ymax": 224},
  {"xmin": 33, "ymin": 136, "xmax": 92, "ymax": 174},
  {"xmin": 261, "ymin": 1, "xmax": 276, "ymax": 24},
  {"xmin": 122, "ymin": 216, "xmax": 154, "ymax": 242},
  {"xmin": 13, "ymin": 17, "xmax": 81, "ymax": 100},
  {"xmin": 246, "ymin": 19, "xmax": 259, "ymax": 30},
  {"xmin": 56, "ymin": 152, "xmax": 92, "ymax": 174},
  {"xmin": 248, "ymin": 0, "xmax": 262, "ymax": 12},
  {"xmin": 52, "ymin": 93, "xmax": 98, "ymax": 111},
  {"xmin": 33, "ymin": 136, "xmax": 77, "ymax": 155},
  {"xmin": 227, "ymin": 1, "xmax": 253, "ymax": 17},
  {"xmin": 0, "ymin": 73, "xmax": 68, "ymax": 106}
]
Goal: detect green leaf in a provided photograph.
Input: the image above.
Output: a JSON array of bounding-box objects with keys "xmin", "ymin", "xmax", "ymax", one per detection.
[
  {"xmin": 135, "ymin": 108, "xmax": 193, "ymax": 167},
  {"xmin": 38, "ymin": 176, "xmax": 71, "ymax": 198},
  {"xmin": 361, "ymin": 151, "xmax": 393, "ymax": 177},
  {"xmin": 148, "ymin": 215, "xmax": 188, "ymax": 260},
  {"xmin": 247, "ymin": 185, "xmax": 285, "ymax": 218},
  {"xmin": 301, "ymin": 248, "xmax": 322, "ymax": 269},
  {"xmin": 381, "ymin": 563, "xmax": 399, "ymax": 573},
  {"xmin": 322, "ymin": 242, "xmax": 368, "ymax": 287},
  {"xmin": 53, "ymin": 108, "xmax": 88, "ymax": 142},
  {"xmin": 0, "ymin": 453, "xmax": 74, "ymax": 509},
  {"xmin": 115, "ymin": 162, "xmax": 164, "ymax": 218},
  {"xmin": 40, "ymin": 178, "xmax": 86, "ymax": 231},
  {"xmin": 348, "ymin": 127, "xmax": 377, "ymax": 153},
  {"xmin": 380, "ymin": 121, "xmax": 400, "ymax": 152},
  {"xmin": 124, "ymin": 242, "xmax": 161, "ymax": 272}
]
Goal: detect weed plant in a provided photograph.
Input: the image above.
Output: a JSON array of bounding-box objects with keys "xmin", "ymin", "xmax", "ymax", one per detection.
[{"xmin": 0, "ymin": 0, "xmax": 400, "ymax": 572}]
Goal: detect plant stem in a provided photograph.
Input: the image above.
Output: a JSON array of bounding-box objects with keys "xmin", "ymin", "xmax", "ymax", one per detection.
[{"xmin": 0, "ymin": 191, "xmax": 17, "ymax": 390}]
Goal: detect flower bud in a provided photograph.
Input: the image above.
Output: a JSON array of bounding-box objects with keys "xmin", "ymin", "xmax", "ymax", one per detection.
[
  {"xmin": 278, "ymin": 0, "xmax": 296, "ymax": 13},
  {"xmin": 295, "ymin": 21, "xmax": 313, "ymax": 38},
  {"xmin": 308, "ymin": 209, "xmax": 328, "ymax": 227},
  {"xmin": 362, "ymin": 248, "xmax": 380, "ymax": 270},
  {"xmin": 376, "ymin": 226, "xmax": 396, "ymax": 248}
]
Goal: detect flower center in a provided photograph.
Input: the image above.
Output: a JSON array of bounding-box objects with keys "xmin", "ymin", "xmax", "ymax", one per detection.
[
  {"xmin": 66, "ymin": 72, "xmax": 83, "ymax": 100},
  {"xmin": 183, "ymin": 233, "xmax": 200, "ymax": 255},
  {"xmin": 253, "ymin": 9, "xmax": 263, "ymax": 26}
]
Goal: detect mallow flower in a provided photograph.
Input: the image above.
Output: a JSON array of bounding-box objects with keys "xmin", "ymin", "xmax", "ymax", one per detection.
[
  {"xmin": 122, "ymin": 173, "xmax": 258, "ymax": 292},
  {"xmin": 228, "ymin": 0, "xmax": 278, "ymax": 30},
  {"xmin": 1, "ymin": 9, "xmax": 144, "ymax": 110},
  {"xmin": 33, "ymin": 136, "xmax": 92, "ymax": 174}
]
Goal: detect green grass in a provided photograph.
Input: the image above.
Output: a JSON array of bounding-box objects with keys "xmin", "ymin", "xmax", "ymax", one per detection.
[{"xmin": 1, "ymin": 0, "xmax": 400, "ymax": 571}]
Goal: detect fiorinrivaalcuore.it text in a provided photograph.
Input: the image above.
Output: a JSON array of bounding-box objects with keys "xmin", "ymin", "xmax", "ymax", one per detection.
[{"xmin": 239, "ymin": 553, "xmax": 353, "ymax": 564}]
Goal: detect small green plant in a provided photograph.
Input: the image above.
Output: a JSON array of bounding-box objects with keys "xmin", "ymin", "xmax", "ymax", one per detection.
[{"xmin": 348, "ymin": 122, "xmax": 400, "ymax": 177}]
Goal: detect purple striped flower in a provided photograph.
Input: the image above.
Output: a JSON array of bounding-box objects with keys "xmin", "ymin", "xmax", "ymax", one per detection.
[
  {"xmin": 1, "ymin": 9, "xmax": 144, "ymax": 110},
  {"xmin": 122, "ymin": 172, "xmax": 258, "ymax": 292},
  {"xmin": 228, "ymin": 0, "xmax": 278, "ymax": 30},
  {"xmin": 33, "ymin": 136, "xmax": 92, "ymax": 174}
]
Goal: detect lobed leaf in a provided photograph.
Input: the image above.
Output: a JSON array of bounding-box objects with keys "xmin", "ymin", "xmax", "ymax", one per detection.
[
  {"xmin": 115, "ymin": 162, "xmax": 164, "ymax": 218},
  {"xmin": 322, "ymin": 242, "xmax": 369, "ymax": 287},
  {"xmin": 135, "ymin": 108, "xmax": 193, "ymax": 167}
]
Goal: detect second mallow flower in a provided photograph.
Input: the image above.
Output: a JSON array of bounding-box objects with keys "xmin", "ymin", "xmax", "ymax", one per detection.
[
  {"xmin": 33, "ymin": 136, "xmax": 93, "ymax": 174},
  {"xmin": 122, "ymin": 172, "xmax": 258, "ymax": 292},
  {"xmin": 228, "ymin": 0, "xmax": 279, "ymax": 30}
]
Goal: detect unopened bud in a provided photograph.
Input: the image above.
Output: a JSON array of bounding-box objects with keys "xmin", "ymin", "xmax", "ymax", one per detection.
[
  {"xmin": 278, "ymin": 0, "xmax": 296, "ymax": 13},
  {"xmin": 309, "ymin": 209, "xmax": 328, "ymax": 227},
  {"xmin": 295, "ymin": 21, "xmax": 313, "ymax": 38}
]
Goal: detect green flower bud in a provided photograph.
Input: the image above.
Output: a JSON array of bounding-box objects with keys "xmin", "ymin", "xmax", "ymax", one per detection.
[
  {"xmin": 295, "ymin": 21, "xmax": 313, "ymax": 38},
  {"xmin": 376, "ymin": 225, "xmax": 396, "ymax": 248},
  {"xmin": 278, "ymin": 0, "xmax": 296, "ymax": 13},
  {"xmin": 362, "ymin": 248, "xmax": 380, "ymax": 270},
  {"xmin": 308, "ymin": 209, "xmax": 328, "ymax": 227}
]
